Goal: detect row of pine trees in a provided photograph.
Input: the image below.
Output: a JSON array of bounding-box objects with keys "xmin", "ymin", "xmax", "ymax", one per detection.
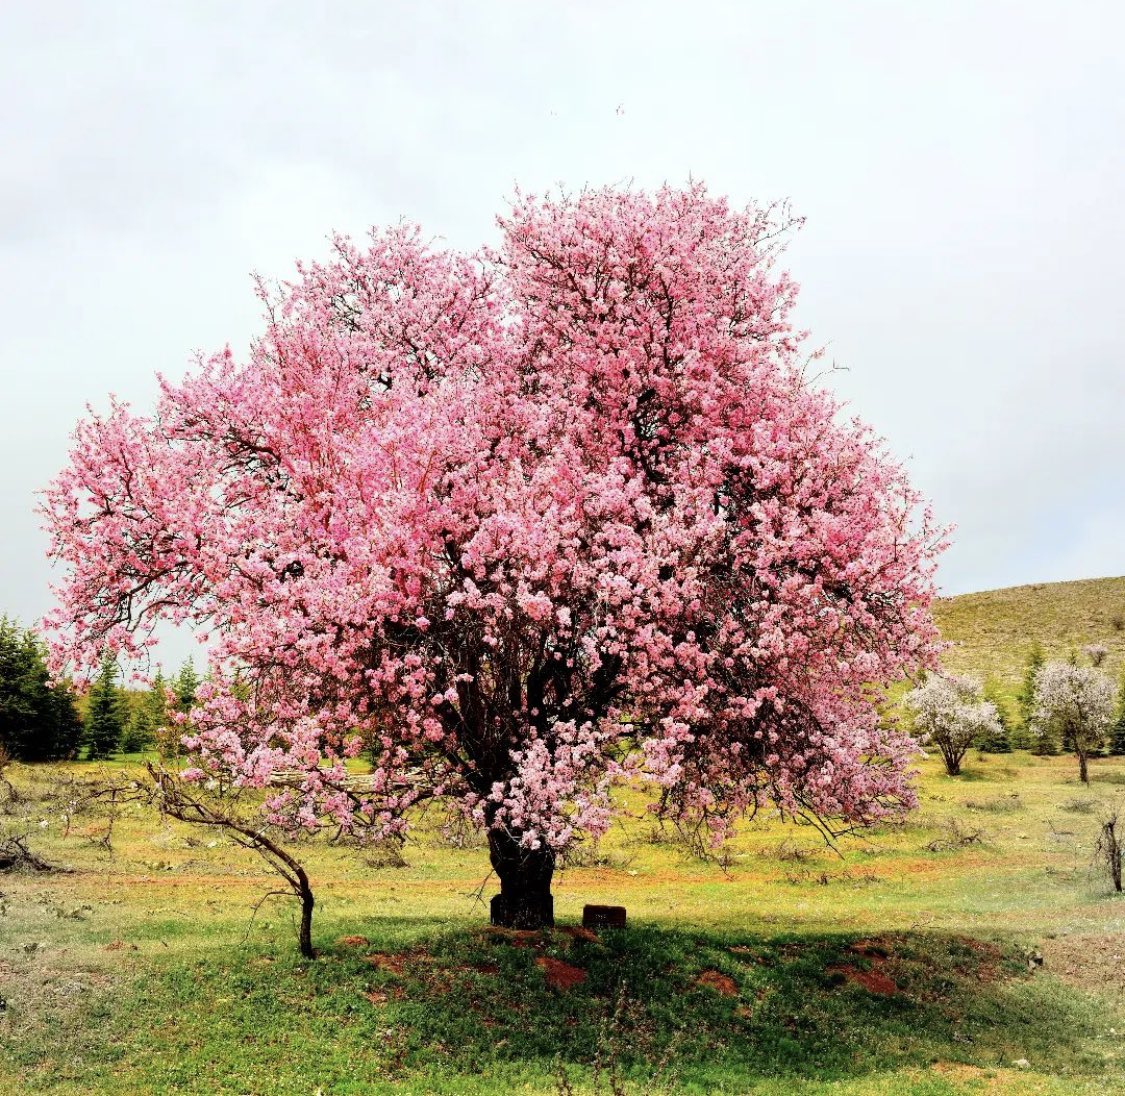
[
  {"xmin": 0, "ymin": 616, "xmax": 199, "ymax": 763},
  {"xmin": 979, "ymin": 643, "xmax": 1125, "ymax": 756}
]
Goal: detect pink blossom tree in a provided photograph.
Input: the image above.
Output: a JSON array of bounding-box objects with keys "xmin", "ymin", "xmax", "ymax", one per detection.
[{"xmin": 44, "ymin": 185, "xmax": 944, "ymax": 928}]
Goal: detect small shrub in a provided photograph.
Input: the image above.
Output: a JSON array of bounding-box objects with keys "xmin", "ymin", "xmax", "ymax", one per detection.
[
  {"xmin": 924, "ymin": 819, "xmax": 984, "ymax": 852},
  {"xmin": 963, "ymin": 794, "xmax": 1022, "ymax": 813},
  {"xmin": 1060, "ymin": 797, "xmax": 1098, "ymax": 814}
]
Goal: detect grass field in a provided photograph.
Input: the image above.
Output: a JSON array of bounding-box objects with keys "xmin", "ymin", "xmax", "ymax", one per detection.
[
  {"xmin": 934, "ymin": 576, "xmax": 1125, "ymax": 691},
  {"xmin": 3, "ymin": 576, "xmax": 1125, "ymax": 1094},
  {"xmin": 1, "ymin": 749, "xmax": 1124, "ymax": 1094}
]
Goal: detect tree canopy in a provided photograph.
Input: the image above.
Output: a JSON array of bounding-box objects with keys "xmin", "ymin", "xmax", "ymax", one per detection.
[{"xmin": 44, "ymin": 185, "xmax": 944, "ymax": 925}]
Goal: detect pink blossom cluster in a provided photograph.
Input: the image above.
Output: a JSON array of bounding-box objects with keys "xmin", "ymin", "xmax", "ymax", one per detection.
[{"xmin": 44, "ymin": 184, "xmax": 945, "ymax": 850}]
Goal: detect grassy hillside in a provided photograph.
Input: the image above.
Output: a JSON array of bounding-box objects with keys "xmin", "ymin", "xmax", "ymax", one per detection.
[{"xmin": 934, "ymin": 575, "xmax": 1125, "ymax": 690}]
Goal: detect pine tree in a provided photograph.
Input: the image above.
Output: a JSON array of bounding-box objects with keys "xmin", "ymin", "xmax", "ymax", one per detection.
[
  {"xmin": 0, "ymin": 615, "xmax": 82, "ymax": 761},
  {"xmin": 122, "ymin": 669, "xmax": 169, "ymax": 754},
  {"xmin": 174, "ymin": 659, "xmax": 199, "ymax": 714},
  {"xmin": 1112, "ymin": 676, "xmax": 1125, "ymax": 757},
  {"xmin": 157, "ymin": 662, "xmax": 198, "ymax": 759},
  {"xmin": 980, "ymin": 679, "xmax": 1013, "ymax": 753},
  {"xmin": 1018, "ymin": 644, "xmax": 1059, "ymax": 755},
  {"xmin": 85, "ymin": 655, "xmax": 125, "ymax": 760}
]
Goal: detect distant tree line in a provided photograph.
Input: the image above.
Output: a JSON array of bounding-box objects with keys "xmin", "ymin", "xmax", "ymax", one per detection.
[{"xmin": 0, "ymin": 615, "xmax": 199, "ymax": 762}]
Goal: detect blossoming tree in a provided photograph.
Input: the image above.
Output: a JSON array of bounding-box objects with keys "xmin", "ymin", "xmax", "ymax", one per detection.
[
  {"xmin": 904, "ymin": 673, "xmax": 1000, "ymax": 776},
  {"xmin": 1032, "ymin": 661, "xmax": 1117, "ymax": 784},
  {"xmin": 45, "ymin": 185, "xmax": 944, "ymax": 927}
]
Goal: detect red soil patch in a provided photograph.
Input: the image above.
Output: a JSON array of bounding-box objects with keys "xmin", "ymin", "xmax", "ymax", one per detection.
[
  {"xmin": 560, "ymin": 925, "xmax": 600, "ymax": 944},
  {"xmin": 336, "ymin": 935, "xmax": 370, "ymax": 948},
  {"xmin": 363, "ymin": 990, "xmax": 389, "ymax": 1005},
  {"xmin": 536, "ymin": 956, "xmax": 587, "ymax": 990},
  {"xmin": 473, "ymin": 961, "xmax": 500, "ymax": 975},
  {"xmin": 696, "ymin": 970, "xmax": 739, "ymax": 997},
  {"xmin": 828, "ymin": 964, "xmax": 897, "ymax": 995},
  {"xmin": 364, "ymin": 952, "xmax": 409, "ymax": 974},
  {"xmin": 850, "ymin": 940, "xmax": 891, "ymax": 960},
  {"xmin": 102, "ymin": 940, "xmax": 137, "ymax": 952}
]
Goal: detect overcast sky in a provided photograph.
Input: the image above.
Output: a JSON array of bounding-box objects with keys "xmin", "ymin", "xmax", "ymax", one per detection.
[{"xmin": 3, "ymin": 1, "xmax": 1123, "ymax": 664}]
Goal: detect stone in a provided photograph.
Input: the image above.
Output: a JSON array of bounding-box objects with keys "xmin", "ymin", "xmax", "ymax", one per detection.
[{"xmin": 582, "ymin": 904, "xmax": 626, "ymax": 930}]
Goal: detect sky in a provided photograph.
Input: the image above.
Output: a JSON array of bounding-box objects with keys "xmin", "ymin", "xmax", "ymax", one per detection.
[{"xmin": 2, "ymin": 1, "xmax": 1123, "ymax": 667}]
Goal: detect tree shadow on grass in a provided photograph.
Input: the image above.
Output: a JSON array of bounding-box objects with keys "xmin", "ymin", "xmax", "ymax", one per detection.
[{"xmin": 113, "ymin": 920, "xmax": 1116, "ymax": 1093}]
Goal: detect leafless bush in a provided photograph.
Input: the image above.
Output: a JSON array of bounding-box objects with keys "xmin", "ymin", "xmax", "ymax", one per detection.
[
  {"xmin": 362, "ymin": 838, "xmax": 409, "ymax": 869},
  {"xmin": 1084, "ymin": 644, "xmax": 1110, "ymax": 668},
  {"xmin": 558, "ymin": 840, "xmax": 637, "ymax": 872},
  {"xmin": 964, "ymin": 793, "xmax": 1022, "ymax": 813},
  {"xmin": 924, "ymin": 819, "xmax": 984, "ymax": 852},
  {"xmin": 773, "ymin": 838, "xmax": 817, "ymax": 863},
  {"xmin": 1094, "ymin": 808, "xmax": 1123, "ymax": 893},
  {"xmin": 0, "ymin": 832, "xmax": 58, "ymax": 873},
  {"xmin": 1061, "ymin": 796, "xmax": 1099, "ymax": 814},
  {"xmin": 148, "ymin": 764, "xmax": 318, "ymax": 958}
]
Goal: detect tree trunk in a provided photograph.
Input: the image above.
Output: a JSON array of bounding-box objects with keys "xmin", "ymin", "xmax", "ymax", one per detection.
[
  {"xmin": 296, "ymin": 871, "xmax": 315, "ymax": 959},
  {"xmin": 1078, "ymin": 750, "xmax": 1089, "ymax": 785},
  {"xmin": 1108, "ymin": 821, "xmax": 1123, "ymax": 893},
  {"xmin": 488, "ymin": 829, "xmax": 555, "ymax": 929}
]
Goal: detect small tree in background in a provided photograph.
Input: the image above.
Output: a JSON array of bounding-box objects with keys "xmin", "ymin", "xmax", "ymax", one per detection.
[
  {"xmin": 0, "ymin": 618, "xmax": 80, "ymax": 763},
  {"xmin": 156, "ymin": 662, "xmax": 198, "ymax": 759},
  {"xmin": 85, "ymin": 655, "xmax": 125, "ymax": 760},
  {"xmin": 0, "ymin": 617, "xmax": 83, "ymax": 762},
  {"xmin": 1032, "ymin": 661, "xmax": 1116, "ymax": 784},
  {"xmin": 1111, "ymin": 678, "xmax": 1125, "ymax": 756},
  {"xmin": 980, "ymin": 679, "xmax": 1013, "ymax": 753},
  {"xmin": 1084, "ymin": 644, "xmax": 1110, "ymax": 669},
  {"xmin": 174, "ymin": 659, "xmax": 199, "ymax": 714},
  {"xmin": 905, "ymin": 674, "xmax": 1002, "ymax": 776},
  {"xmin": 1017, "ymin": 644, "xmax": 1060, "ymax": 755},
  {"xmin": 123, "ymin": 668, "xmax": 171, "ymax": 754}
]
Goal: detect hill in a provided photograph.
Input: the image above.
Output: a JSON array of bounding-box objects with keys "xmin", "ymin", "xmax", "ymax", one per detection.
[{"xmin": 934, "ymin": 575, "xmax": 1125, "ymax": 689}]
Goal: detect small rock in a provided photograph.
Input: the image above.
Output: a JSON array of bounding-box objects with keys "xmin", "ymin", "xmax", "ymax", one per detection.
[{"xmin": 1013, "ymin": 1058, "xmax": 1030, "ymax": 1069}]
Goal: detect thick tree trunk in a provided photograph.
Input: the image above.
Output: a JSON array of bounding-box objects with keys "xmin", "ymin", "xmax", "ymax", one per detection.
[
  {"xmin": 1078, "ymin": 750, "xmax": 1089, "ymax": 785},
  {"xmin": 488, "ymin": 829, "xmax": 555, "ymax": 929}
]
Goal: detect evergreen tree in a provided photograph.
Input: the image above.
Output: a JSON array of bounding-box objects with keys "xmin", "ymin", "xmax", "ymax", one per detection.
[
  {"xmin": 174, "ymin": 659, "xmax": 199, "ymax": 713},
  {"xmin": 1112, "ymin": 676, "xmax": 1125, "ymax": 757},
  {"xmin": 1017, "ymin": 644, "xmax": 1058, "ymax": 755},
  {"xmin": 157, "ymin": 662, "xmax": 198, "ymax": 759},
  {"xmin": 980, "ymin": 678, "xmax": 1013, "ymax": 753},
  {"xmin": 122, "ymin": 668, "xmax": 169, "ymax": 753},
  {"xmin": 0, "ymin": 615, "xmax": 82, "ymax": 761},
  {"xmin": 85, "ymin": 655, "xmax": 125, "ymax": 760}
]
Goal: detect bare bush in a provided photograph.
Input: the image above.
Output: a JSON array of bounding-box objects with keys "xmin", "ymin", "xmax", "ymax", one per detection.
[
  {"xmin": 1094, "ymin": 809, "xmax": 1123, "ymax": 893},
  {"xmin": 924, "ymin": 819, "xmax": 984, "ymax": 852},
  {"xmin": 963, "ymin": 794, "xmax": 1022, "ymax": 813}
]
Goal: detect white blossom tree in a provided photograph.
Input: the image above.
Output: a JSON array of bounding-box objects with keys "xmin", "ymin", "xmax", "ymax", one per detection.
[
  {"xmin": 1032, "ymin": 661, "xmax": 1117, "ymax": 784},
  {"xmin": 905, "ymin": 674, "xmax": 1001, "ymax": 776}
]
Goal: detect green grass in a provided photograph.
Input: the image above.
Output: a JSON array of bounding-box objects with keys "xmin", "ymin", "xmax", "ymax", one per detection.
[{"xmin": 2, "ymin": 751, "xmax": 1125, "ymax": 1093}]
